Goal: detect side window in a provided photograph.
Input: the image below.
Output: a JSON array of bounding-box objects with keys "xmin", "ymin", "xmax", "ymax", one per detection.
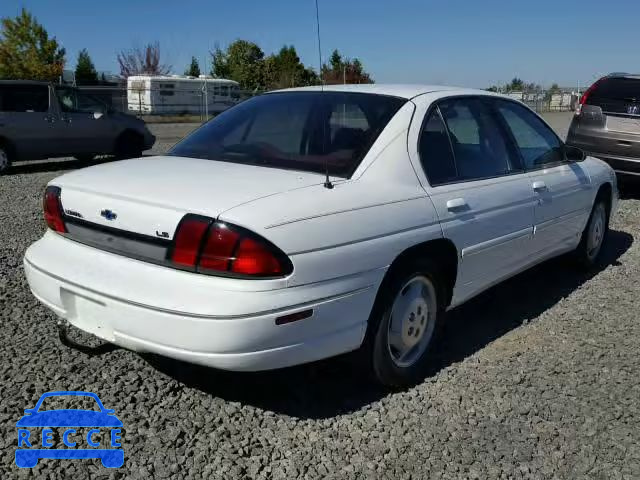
[
  {"xmin": 419, "ymin": 108, "xmax": 457, "ymax": 185},
  {"xmin": 328, "ymin": 102, "xmax": 370, "ymax": 153},
  {"xmin": 1, "ymin": 85, "xmax": 49, "ymax": 112},
  {"xmin": 439, "ymin": 98, "xmax": 516, "ymax": 182},
  {"xmin": 56, "ymin": 88, "xmax": 105, "ymax": 113},
  {"xmin": 495, "ymin": 100, "xmax": 563, "ymax": 168}
]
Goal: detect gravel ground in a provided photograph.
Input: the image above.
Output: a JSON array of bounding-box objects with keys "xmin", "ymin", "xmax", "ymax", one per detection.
[{"xmin": 1, "ymin": 115, "xmax": 640, "ymax": 479}]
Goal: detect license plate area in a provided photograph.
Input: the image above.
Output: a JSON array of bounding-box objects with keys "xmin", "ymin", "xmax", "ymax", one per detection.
[{"xmin": 60, "ymin": 289, "xmax": 115, "ymax": 341}]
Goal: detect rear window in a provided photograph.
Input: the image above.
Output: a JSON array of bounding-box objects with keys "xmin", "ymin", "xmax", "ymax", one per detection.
[
  {"xmin": 589, "ymin": 77, "xmax": 640, "ymax": 101},
  {"xmin": 168, "ymin": 92, "xmax": 406, "ymax": 177},
  {"xmin": 0, "ymin": 84, "xmax": 49, "ymax": 112}
]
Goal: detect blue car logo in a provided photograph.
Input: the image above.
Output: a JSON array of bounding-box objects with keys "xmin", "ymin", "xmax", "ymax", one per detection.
[
  {"xmin": 15, "ymin": 391, "xmax": 123, "ymax": 468},
  {"xmin": 100, "ymin": 209, "xmax": 117, "ymax": 221}
]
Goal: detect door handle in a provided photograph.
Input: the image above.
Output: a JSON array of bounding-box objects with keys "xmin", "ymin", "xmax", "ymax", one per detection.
[
  {"xmin": 532, "ymin": 181, "xmax": 547, "ymax": 192},
  {"xmin": 446, "ymin": 198, "xmax": 468, "ymax": 211}
]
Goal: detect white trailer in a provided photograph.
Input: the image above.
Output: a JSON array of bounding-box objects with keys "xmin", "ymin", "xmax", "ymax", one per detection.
[{"xmin": 127, "ymin": 75, "xmax": 240, "ymax": 115}]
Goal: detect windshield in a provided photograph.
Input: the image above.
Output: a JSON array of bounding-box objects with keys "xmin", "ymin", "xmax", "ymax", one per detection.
[
  {"xmin": 168, "ymin": 91, "xmax": 406, "ymax": 177},
  {"xmin": 37, "ymin": 395, "xmax": 101, "ymax": 412}
]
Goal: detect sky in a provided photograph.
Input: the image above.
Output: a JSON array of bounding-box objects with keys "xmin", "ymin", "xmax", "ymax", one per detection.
[{"xmin": 1, "ymin": 0, "xmax": 638, "ymax": 89}]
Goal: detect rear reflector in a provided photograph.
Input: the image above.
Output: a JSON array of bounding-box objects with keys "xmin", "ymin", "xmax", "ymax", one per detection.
[
  {"xmin": 43, "ymin": 186, "xmax": 66, "ymax": 233},
  {"xmin": 169, "ymin": 214, "xmax": 292, "ymax": 278},
  {"xmin": 275, "ymin": 309, "xmax": 313, "ymax": 325}
]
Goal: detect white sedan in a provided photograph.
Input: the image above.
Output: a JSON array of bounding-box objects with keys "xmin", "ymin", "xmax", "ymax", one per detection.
[{"xmin": 24, "ymin": 85, "xmax": 618, "ymax": 386}]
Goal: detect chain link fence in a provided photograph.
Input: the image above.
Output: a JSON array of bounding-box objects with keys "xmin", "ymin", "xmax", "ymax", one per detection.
[
  {"xmin": 76, "ymin": 85, "xmax": 584, "ymax": 122},
  {"xmin": 77, "ymin": 85, "xmax": 263, "ymax": 122}
]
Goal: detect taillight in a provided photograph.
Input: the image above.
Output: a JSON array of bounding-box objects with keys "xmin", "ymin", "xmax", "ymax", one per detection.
[
  {"xmin": 576, "ymin": 78, "xmax": 603, "ymax": 115},
  {"xmin": 171, "ymin": 216, "xmax": 211, "ymax": 267},
  {"xmin": 43, "ymin": 186, "xmax": 66, "ymax": 233},
  {"xmin": 169, "ymin": 214, "xmax": 292, "ymax": 278}
]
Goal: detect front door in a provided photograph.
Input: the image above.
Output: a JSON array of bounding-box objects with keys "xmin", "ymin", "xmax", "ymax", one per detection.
[
  {"xmin": 492, "ymin": 99, "xmax": 593, "ymax": 255},
  {"xmin": 54, "ymin": 87, "xmax": 116, "ymax": 155},
  {"xmin": 413, "ymin": 97, "xmax": 536, "ymax": 305}
]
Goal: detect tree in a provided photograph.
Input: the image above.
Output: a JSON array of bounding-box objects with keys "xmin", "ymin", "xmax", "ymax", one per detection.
[
  {"xmin": 184, "ymin": 56, "xmax": 201, "ymax": 77},
  {"xmin": 0, "ymin": 8, "xmax": 65, "ymax": 81},
  {"xmin": 264, "ymin": 45, "xmax": 315, "ymax": 89},
  {"xmin": 507, "ymin": 77, "xmax": 524, "ymax": 92},
  {"xmin": 321, "ymin": 49, "xmax": 373, "ymax": 84},
  {"xmin": 210, "ymin": 40, "xmax": 265, "ymax": 90},
  {"xmin": 117, "ymin": 42, "xmax": 171, "ymax": 77},
  {"xmin": 75, "ymin": 48, "xmax": 98, "ymax": 85}
]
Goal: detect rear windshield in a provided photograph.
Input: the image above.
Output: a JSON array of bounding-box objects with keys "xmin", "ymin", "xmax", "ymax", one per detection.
[
  {"xmin": 168, "ymin": 91, "xmax": 406, "ymax": 177},
  {"xmin": 590, "ymin": 77, "xmax": 640, "ymax": 102}
]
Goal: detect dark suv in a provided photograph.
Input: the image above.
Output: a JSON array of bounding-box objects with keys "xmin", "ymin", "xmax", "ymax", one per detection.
[
  {"xmin": 0, "ymin": 80, "xmax": 156, "ymax": 174},
  {"xmin": 566, "ymin": 73, "xmax": 640, "ymax": 179}
]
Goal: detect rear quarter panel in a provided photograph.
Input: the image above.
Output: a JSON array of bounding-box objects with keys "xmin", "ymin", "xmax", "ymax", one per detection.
[{"xmin": 220, "ymin": 127, "xmax": 444, "ymax": 288}]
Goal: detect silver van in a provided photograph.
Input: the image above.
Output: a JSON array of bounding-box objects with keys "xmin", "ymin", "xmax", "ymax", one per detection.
[
  {"xmin": 0, "ymin": 80, "xmax": 156, "ymax": 174},
  {"xmin": 566, "ymin": 73, "xmax": 640, "ymax": 179}
]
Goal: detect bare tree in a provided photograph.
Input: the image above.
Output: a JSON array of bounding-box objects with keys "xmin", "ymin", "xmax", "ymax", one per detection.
[{"xmin": 117, "ymin": 42, "xmax": 171, "ymax": 77}]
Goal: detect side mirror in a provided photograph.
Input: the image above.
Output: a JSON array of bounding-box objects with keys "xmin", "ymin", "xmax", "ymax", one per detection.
[{"xmin": 565, "ymin": 145, "xmax": 586, "ymax": 162}]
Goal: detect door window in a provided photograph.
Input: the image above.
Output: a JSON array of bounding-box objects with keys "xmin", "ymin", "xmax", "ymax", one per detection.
[
  {"xmin": 438, "ymin": 98, "xmax": 517, "ymax": 182},
  {"xmin": 419, "ymin": 108, "xmax": 457, "ymax": 185},
  {"xmin": 56, "ymin": 87, "xmax": 106, "ymax": 113},
  {"xmin": 494, "ymin": 100, "xmax": 563, "ymax": 169},
  {"xmin": 0, "ymin": 85, "xmax": 49, "ymax": 112}
]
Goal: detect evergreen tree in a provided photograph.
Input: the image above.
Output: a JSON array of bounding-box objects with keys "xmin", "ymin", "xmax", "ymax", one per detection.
[
  {"xmin": 75, "ymin": 48, "xmax": 98, "ymax": 85},
  {"xmin": 184, "ymin": 56, "xmax": 201, "ymax": 77}
]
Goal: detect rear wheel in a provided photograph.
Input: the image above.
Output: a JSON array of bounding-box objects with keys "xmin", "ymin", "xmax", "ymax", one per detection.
[
  {"xmin": 114, "ymin": 131, "xmax": 143, "ymax": 159},
  {"xmin": 0, "ymin": 145, "xmax": 11, "ymax": 174},
  {"xmin": 363, "ymin": 258, "xmax": 445, "ymax": 387},
  {"xmin": 574, "ymin": 195, "xmax": 609, "ymax": 267}
]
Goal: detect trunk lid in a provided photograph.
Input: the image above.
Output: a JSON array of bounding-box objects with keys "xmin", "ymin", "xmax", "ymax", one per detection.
[{"xmin": 54, "ymin": 155, "xmax": 324, "ymax": 240}]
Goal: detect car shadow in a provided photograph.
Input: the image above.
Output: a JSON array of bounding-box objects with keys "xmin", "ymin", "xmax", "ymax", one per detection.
[
  {"xmin": 619, "ymin": 178, "xmax": 640, "ymax": 200},
  {"xmin": 142, "ymin": 229, "xmax": 633, "ymax": 420}
]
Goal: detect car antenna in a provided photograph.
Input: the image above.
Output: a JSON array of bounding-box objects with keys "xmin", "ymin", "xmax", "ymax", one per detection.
[{"xmin": 315, "ymin": 0, "xmax": 333, "ymax": 189}]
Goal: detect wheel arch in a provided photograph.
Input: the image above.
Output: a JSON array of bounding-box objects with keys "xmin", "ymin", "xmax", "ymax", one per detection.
[
  {"xmin": 384, "ymin": 237, "xmax": 459, "ymax": 309},
  {"xmin": 0, "ymin": 135, "xmax": 17, "ymax": 160}
]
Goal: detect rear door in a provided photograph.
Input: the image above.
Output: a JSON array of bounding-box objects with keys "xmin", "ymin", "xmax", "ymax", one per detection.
[
  {"xmin": 0, "ymin": 83, "xmax": 59, "ymax": 159},
  {"xmin": 493, "ymin": 99, "xmax": 593, "ymax": 255},
  {"xmin": 411, "ymin": 96, "xmax": 536, "ymax": 304}
]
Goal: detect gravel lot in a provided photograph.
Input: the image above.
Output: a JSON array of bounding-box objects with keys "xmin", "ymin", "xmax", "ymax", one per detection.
[{"xmin": 1, "ymin": 113, "xmax": 640, "ymax": 479}]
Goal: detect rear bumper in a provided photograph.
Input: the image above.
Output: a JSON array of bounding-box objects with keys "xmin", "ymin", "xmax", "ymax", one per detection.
[{"xmin": 24, "ymin": 232, "xmax": 381, "ymax": 371}]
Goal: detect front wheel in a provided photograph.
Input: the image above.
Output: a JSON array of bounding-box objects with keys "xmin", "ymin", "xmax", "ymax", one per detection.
[
  {"xmin": 365, "ymin": 259, "xmax": 445, "ymax": 387},
  {"xmin": 574, "ymin": 196, "xmax": 609, "ymax": 267}
]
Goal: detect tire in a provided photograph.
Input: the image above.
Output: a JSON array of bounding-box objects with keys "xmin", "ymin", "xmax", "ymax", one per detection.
[
  {"xmin": 574, "ymin": 194, "xmax": 610, "ymax": 267},
  {"xmin": 74, "ymin": 154, "xmax": 96, "ymax": 162},
  {"xmin": 363, "ymin": 258, "xmax": 446, "ymax": 387},
  {"xmin": 114, "ymin": 131, "xmax": 143, "ymax": 159},
  {"xmin": 0, "ymin": 144, "xmax": 11, "ymax": 175}
]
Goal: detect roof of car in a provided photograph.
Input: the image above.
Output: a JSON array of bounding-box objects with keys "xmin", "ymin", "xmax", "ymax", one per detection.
[
  {"xmin": 269, "ymin": 84, "xmax": 490, "ymax": 99},
  {"xmin": 0, "ymin": 79, "xmax": 50, "ymax": 86}
]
